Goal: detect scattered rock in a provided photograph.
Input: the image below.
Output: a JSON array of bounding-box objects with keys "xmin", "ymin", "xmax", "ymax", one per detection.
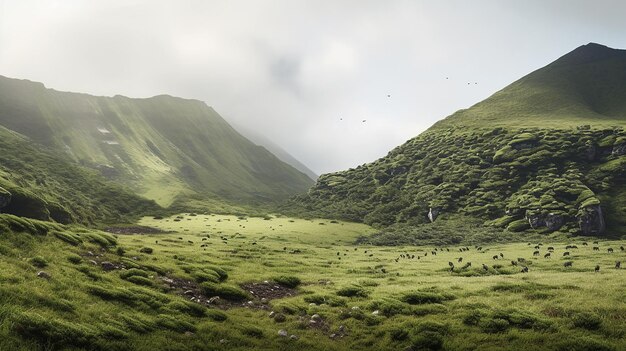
[
  {"xmin": 269, "ymin": 311, "xmax": 276, "ymax": 318},
  {"xmin": 278, "ymin": 329, "xmax": 288, "ymax": 337},
  {"xmin": 89, "ymin": 260, "xmax": 98, "ymax": 266},
  {"xmin": 289, "ymin": 335, "xmax": 298, "ymax": 340},
  {"xmin": 101, "ymin": 262, "xmax": 116, "ymax": 271},
  {"xmin": 372, "ymin": 310, "xmax": 380, "ymax": 316},
  {"xmin": 37, "ymin": 271, "xmax": 51, "ymax": 279},
  {"xmin": 311, "ymin": 314, "xmax": 322, "ymax": 322}
]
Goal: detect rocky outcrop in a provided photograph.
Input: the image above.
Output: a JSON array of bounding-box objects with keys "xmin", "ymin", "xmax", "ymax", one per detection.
[
  {"xmin": 0, "ymin": 187, "xmax": 10, "ymax": 210},
  {"xmin": 545, "ymin": 213, "xmax": 565, "ymax": 231},
  {"xmin": 526, "ymin": 212, "xmax": 545, "ymax": 229},
  {"xmin": 612, "ymin": 143, "xmax": 626, "ymax": 156},
  {"xmin": 578, "ymin": 205, "xmax": 605, "ymax": 235}
]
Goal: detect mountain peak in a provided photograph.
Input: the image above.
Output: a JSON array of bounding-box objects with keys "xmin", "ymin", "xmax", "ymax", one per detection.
[{"xmin": 551, "ymin": 42, "xmax": 626, "ymax": 67}]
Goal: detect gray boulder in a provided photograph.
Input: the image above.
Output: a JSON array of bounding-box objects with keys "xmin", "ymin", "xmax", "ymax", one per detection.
[
  {"xmin": 545, "ymin": 213, "xmax": 565, "ymax": 231},
  {"xmin": 578, "ymin": 205, "xmax": 605, "ymax": 235}
]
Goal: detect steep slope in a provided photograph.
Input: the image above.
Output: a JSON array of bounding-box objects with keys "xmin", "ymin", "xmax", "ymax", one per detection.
[
  {"xmin": 293, "ymin": 43, "xmax": 626, "ymax": 239},
  {"xmin": 0, "ymin": 76, "xmax": 314, "ymax": 207},
  {"xmin": 0, "ymin": 125, "xmax": 158, "ymax": 224}
]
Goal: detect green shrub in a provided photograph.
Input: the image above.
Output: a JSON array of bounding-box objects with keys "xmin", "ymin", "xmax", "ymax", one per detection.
[
  {"xmin": 200, "ymin": 283, "xmax": 249, "ymax": 301},
  {"xmin": 139, "ymin": 247, "xmax": 153, "ymax": 254},
  {"xmin": 206, "ymin": 309, "xmax": 228, "ymax": 321},
  {"xmin": 336, "ymin": 285, "xmax": 369, "ymax": 298},
  {"xmin": 480, "ymin": 318, "xmax": 510, "ymax": 333},
  {"xmin": 29, "ymin": 256, "xmax": 48, "ymax": 268},
  {"xmin": 572, "ymin": 312, "xmax": 602, "ymax": 330},
  {"xmin": 401, "ymin": 291, "xmax": 452, "ymax": 305},
  {"xmin": 119, "ymin": 268, "xmax": 150, "ymax": 279},
  {"xmin": 273, "ymin": 275, "xmax": 301, "ymax": 288},
  {"xmin": 167, "ymin": 300, "xmax": 206, "ymax": 317},
  {"xmin": 462, "ymin": 310, "xmax": 483, "ymax": 325},
  {"xmin": 67, "ymin": 254, "xmax": 82, "ymax": 264},
  {"xmin": 53, "ymin": 231, "xmax": 82, "ymax": 246}
]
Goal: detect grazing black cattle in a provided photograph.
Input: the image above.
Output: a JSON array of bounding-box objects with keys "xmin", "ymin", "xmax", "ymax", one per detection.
[
  {"xmin": 369, "ymin": 254, "xmax": 374, "ymax": 257},
  {"xmin": 518, "ymin": 258, "xmax": 526, "ymax": 263},
  {"xmin": 499, "ymin": 253, "xmax": 504, "ymax": 258},
  {"xmin": 616, "ymin": 261, "xmax": 621, "ymax": 269},
  {"xmin": 381, "ymin": 268, "xmax": 387, "ymax": 273},
  {"xmin": 364, "ymin": 250, "xmax": 368, "ymax": 254},
  {"xmin": 283, "ymin": 247, "xmax": 287, "ymax": 251},
  {"xmin": 477, "ymin": 247, "xmax": 482, "ymax": 251},
  {"xmin": 411, "ymin": 255, "xmax": 415, "ymax": 259},
  {"xmin": 563, "ymin": 252, "xmax": 570, "ymax": 256},
  {"xmin": 565, "ymin": 245, "xmax": 572, "ymax": 250},
  {"xmin": 534, "ymin": 245, "xmax": 540, "ymax": 250},
  {"xmin": 533, "ymin": 251, "xmax": 540, "ymax": 256},
  {"xmin": 564, "ymin": 261, "xmax": 573, "ymax": 268},
  {"xmin": 593, "ymin": 241, "xmax": 599, "ymax": 244},
  {"xmin": 446, "ymin": 248, "xmax": 450, "ymax": 252},
  {"xmin": 608, "ymin": 248, "xmax": 614, "ymax": 253},
  {"xmin": 621, "ymin": 246, "xmax": 624, "ymax": 251},
  {"xmin": 547, "ymin": 247, "xmax": 554, "ymax": 251},
  {"xmin": 544, "ymin": 253, "xmax": 551, "ymax": 258},
  {"xmin": 582, "ymin": 242, "xmax": 588, "ymax": 246},
  {"xmin": 448, "ymin": 262, "xmax": 454, "ymax": 267},
  {"xmin": 511, "ymin": 260, "xmax": 518, "ymax": 266},
  {"xmin": 201, "ymin": 238, "xmax": 207, "ymax": 241},
  {"xmin": 395, "ymin": 258, "xmax": 399, "ymax": 263},
  {"xmin": 432, "ymin": 251, "xmax": 437, "ymax": 255},
  {"xmin": 571, "ymin": 245, "xmax": 578, "ymax": 249},
  {"xmin": 458, "ymin": 257, "xmax": 463, "ymax": 263},
  {"xmin": 594, "ymin": 265, "xmax": 600, "ymax": 273},
  {"xmin": 462, "ymin": 262, "xmax": 472, "ymax": 269},
  {"xmin": 521, "ymin": 266, "xmax": 529, "ymax": 273},
  {"xmin": 337, "ymin": 252, "xmax": 340, "ymax": 256},
  {"xmin": 593, "ymin": 246, "xmax": 600, "ymax": 251},
  {"xmin": 492, "ymin": 255, "xmax": 499, "ymax": 260},
  {"xmin": 482, "ymin": 264, "xmax": 489, "ymax": 271},
  {"xmin": 187, "ymin": 240, "xmax": 193, "ymax": 244}
]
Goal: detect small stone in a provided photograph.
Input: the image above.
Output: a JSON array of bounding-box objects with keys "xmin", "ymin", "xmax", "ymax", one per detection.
[
  {"xmin": 289, "ymin": 334, "xmax": 298, "ymax": 340},
  {"xmin": 309, "ymin": 303, "xmax": 317, "ymax": 307},
  {"xmin": 269, "ymin": 311, "xmax": 276, "ymax": 318},
  {"xmin": 184, "ymin": 290, "xmax": 194, "ymax": 295},
  {"xmin": 247, "ymin": 300, "xmax": 255, "ymax": 306},
  {"xmin": 208, "ymin": 296, "xmax": 220, "ymax": 304},
  {"xmin": 372, "ymin": 310, "xmax": 380, "ymax": 316},
  {"xmin": 261, "ymin": 298, "xmax": 268, "ymax": 304},
  {"xmin": 87, "ymin": 251, "xmax": 94, "ymax": 256},
  {"xmin": 89, "ymin": 260, "xmax": 98, "ymax": 266},
  {"xmin": 330, "ymin": 333, "xmax": 338, "ymax": 339},
  {"xmin": 219, "ymin": 339, "xmax": 228, "ymax": 344},
  {"xmin": 339, "ymin": 325, "xmax": 346, "ymax": 332},
  {"xmin": 278, "ymin": 329, "xmax": 288, "ymax": 337},
  {"xmin": 311, "ymin": 314, "xmax": 322, "ymax": 322},
  {"xmin": 37, "ymin": 271, "xmax": 51, "ymax": 279},
  {"xmin": 351, "ymin": 306, "xmax": 360, "ymax": 310},
  {"xmin": 101, "ymin": 262, "xmax": 116, "ymax": 271}
]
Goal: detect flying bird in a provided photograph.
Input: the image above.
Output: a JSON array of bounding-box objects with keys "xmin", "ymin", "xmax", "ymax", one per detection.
[{"xmin": 362, "ymin": 120, "xmax": 367, "ymax": 123}]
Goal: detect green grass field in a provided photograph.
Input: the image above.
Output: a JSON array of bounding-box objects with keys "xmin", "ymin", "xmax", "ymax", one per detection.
[{"xmin": 3, "ymin": 213, "xmax": 621, "ymax": 350}]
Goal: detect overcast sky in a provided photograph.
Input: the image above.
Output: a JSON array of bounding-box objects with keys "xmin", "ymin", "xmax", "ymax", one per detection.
[{"xmin": 1, "ymin": 1, "xmax": 625, "ymax": 174}]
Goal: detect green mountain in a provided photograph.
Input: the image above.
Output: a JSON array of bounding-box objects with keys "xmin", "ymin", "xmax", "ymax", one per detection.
[
  {"xmin": 0, "ymin": 125, "xmax": 158, "ymax": 225},
  {"xmin": 0, "ymin": 75, "xmax": 314, "ymax": 209},
  {"xmin": 293, "ymin": 43, "xmax": 626, "ymax": 240}
]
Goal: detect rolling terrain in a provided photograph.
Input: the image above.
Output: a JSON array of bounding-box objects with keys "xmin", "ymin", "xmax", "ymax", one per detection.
[{"xmin": 292, "ymin": 43, "xmax": 626, "ymax": 239}]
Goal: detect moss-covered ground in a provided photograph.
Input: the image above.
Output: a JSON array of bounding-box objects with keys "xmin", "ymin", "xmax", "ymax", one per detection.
[{"xmin": 1, "ymin": 213, "xmax": 624, "ymax": 350}]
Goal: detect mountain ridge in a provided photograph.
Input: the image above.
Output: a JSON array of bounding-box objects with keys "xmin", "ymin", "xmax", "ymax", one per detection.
[{"xmin": 0, "ymin": 75, "xmax": 314, "ymax": 208}]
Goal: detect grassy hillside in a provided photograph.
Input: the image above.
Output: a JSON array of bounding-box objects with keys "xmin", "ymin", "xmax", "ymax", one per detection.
[
  {"xmin": 0, "ymin": 125, "xmax": 158, "ymax": 225},
  {"xmin": 433, "ymin": 43, "xmax": 626, "ymax": 130},
  {"xmin": 0, "ymin": 76, "xmax": 314, "ymax": 207},
  {"xmin": 292, "ymin": 43, "xmax": 626, "ymax": 240}
]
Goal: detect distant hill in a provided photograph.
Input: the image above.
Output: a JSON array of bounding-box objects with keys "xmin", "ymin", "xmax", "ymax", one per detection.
[
  {"xmin": 0, "ymin": 76, "xmax": 314, "ymax": 210},
  {"xmin": 293, "ymin": 43, "xmax": 626, "ymax": 240},
  {"xmin": 232, "ymin": 123, "xmax": 318, "ymax": 181}
]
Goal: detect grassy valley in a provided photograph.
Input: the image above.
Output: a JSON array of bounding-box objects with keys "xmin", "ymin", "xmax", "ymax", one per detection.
[{"xmin": 0, "ymin": 43, "xmax": 625, "ymax": 351}]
